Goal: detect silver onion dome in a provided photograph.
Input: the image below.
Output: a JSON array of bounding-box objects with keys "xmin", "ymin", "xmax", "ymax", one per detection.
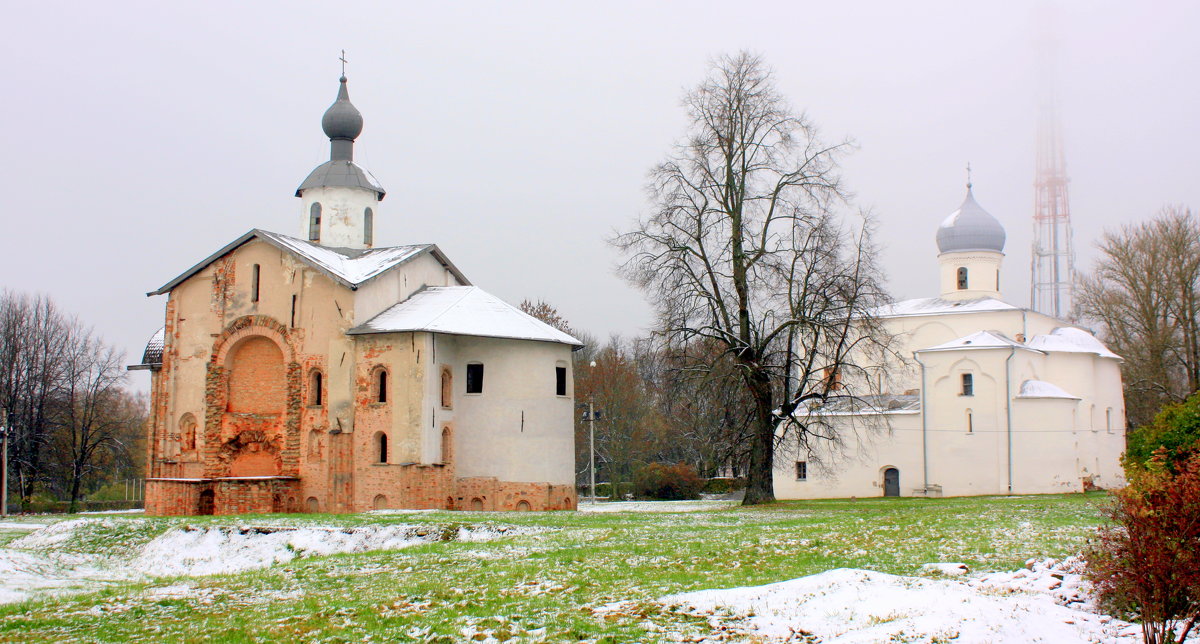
[
  {"xmin": 936, "ymin": 187, "xmax": 1006, "ymax": 253},
  {"xmin": 321, "ymin": 76, "xmax": 363, "ymax": 141}
]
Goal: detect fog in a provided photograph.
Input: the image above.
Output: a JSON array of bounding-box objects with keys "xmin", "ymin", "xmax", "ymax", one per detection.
[{"xmin": 3, "ymin": 1, "xmax": 1198, "ymax": 384}]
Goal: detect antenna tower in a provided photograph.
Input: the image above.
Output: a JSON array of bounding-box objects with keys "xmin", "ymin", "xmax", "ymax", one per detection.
[{"xmin": 1030, "ymin": 30, "xmax": 1076, "ymax": 319}]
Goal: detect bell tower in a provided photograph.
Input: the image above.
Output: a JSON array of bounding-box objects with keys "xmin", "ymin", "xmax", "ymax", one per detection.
[
  {"xmin": 935, "ymin": 180, "xmax": 1006, "ymax": 301},
  {"xmin": 295, "ymin": 73, "xmax": 386, "ymax": 249}
]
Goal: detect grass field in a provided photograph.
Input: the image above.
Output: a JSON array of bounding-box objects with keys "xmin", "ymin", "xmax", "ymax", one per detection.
[{"xmin": 0, "ymin": 493, "xmax": 1110, "ymax": 643}]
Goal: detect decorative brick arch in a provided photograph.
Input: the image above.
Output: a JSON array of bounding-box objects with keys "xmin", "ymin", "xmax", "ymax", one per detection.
[{"xmin": 203, "ymin": 316, "xmax": 302, "ymax": 479}]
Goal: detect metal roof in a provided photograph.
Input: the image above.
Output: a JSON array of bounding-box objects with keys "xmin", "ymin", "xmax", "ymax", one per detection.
[
  {"xmin": 349, "ymin": 286, "xmax": 583, "ymax": 346},
  {"xmin": 936, "ymin": 187, "xmax": 1006, "ymax": 253},
  {"xmin": 128, "ymin": 327, "xmax": 164, "ymax": 371},
  {"xmin": 295, "ymin": 160, "xmax": 385, "ymax": 199},
  {"xmin": 916, "ymin": 330, "xmax": 1040, "ymax": 354},
  {"xmin": 147, "ymin": 229, "xmax": 469, "ymax": 296}
]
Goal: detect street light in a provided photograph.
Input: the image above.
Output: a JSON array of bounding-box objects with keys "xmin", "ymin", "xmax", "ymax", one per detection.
[
  {"xmin": 1, "ymin": 409, "xmax": 8, "ymax": 518},
  {"xmin": 578, "ymin": 360, "xmax": 600, "ymax": 503}
]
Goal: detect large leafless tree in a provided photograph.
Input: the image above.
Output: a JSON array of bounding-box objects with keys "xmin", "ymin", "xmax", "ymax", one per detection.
[
  {"xmin": 614, "ymin": 52, "xmax": 890, "ymax": 504},
  {"xmin": 1077, "ymin": 205, "xmax": 1200, "ymax": 428}
]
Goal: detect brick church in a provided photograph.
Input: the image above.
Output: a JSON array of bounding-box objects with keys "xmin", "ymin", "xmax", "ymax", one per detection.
[{"xmin": 131, "ymin": 75, "xmax": 581, "ymax": 515}]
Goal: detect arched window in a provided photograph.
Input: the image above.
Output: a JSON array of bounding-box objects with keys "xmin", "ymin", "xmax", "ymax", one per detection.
[
  {"xmin": 995, "ymin": 269, "xmax": 1000, "ymax": 291},
  {"xmin": 956, "ymin": 267, "xmax": 968, "ymax": 290},
  {"xmin": 441, "ymin": 425, "xmax": 452, "ymax": 463},
  {"xmin": 966, "ymin": 408, "xmax": 974, "ymax": 433},
  {"xmin": 440, "ymin": 367, "xmax": 452, "ymax": 408},
  {"xmin": 376, "ymin": 432, "xmax": 388, "ymax": 463},
  {"xmin": 309, "ymin": 203, "xmax": 322, "ymax": 241},
  {"xmin": 309, "ymin": 370, "xmax": 323, "ymax": 406},
  {"xmin": 179, "ymin": 413, "xmax": 197, "ymax": 451},
  {"xmin": 374, "ymin": 368, "xmax": 388, "ymax": 403},
  {"xmin": 251, "ymin": 264, "xmax": 261, "ymax": 303},
  {"xmin": 1106, "ymin": 407, "xmax": 1113, "ymax": 433},
  {"xmin": 364, "ymin": 207, "xmax": 374, "ymax": 246}
]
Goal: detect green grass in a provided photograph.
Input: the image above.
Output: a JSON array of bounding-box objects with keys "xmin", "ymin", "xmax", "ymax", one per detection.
[{"xmin": 0, "ymin": 493, "xmax": 1109, "ymax": 643}]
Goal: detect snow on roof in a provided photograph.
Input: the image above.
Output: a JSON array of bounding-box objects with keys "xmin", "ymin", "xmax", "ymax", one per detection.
[
  {"xmin": 917, "ymin": 330, "xmax": 1035, "ymax": 353},
  {"xmin": 801, "ymin": 394, "xmax": 921, "ymax": 416},
  {"xmin": 148, "ymin": 229, "xmax": 469, "ymax": 295},
  {"xmin": 1026, "ymin": 327, "xmax": 1121, "ymax": 360},
  {"xmin": 873, "ymin": 297, "xmax": 1018, "ymax": 318},
  {"xmin": 1017, "ymin": 379, "xmax": 1081, "ymax": 400},
  {"xmin": 350, "ymin": 286, "xmax": 583, "ymax": 346}
]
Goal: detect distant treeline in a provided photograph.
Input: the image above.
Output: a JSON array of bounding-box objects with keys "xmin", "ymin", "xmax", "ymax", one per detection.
[{"xmin": 0, "ymin": 290, "xmax": 145, "ymax": 513}]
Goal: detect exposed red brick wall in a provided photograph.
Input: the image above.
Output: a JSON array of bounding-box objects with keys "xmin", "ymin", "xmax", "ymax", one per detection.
[{"xmin": 227, "ymin": 336, "xmax": 286, "ymax": 414}]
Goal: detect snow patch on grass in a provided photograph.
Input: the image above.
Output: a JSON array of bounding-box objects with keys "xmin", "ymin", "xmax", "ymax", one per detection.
[
  {"xmin": 655, "ymin": 558, "xmax": 1143, "ymax": 643},
  {"xmin": 579, "ymin": 500, "xmax": 738, "ymax": 513}
]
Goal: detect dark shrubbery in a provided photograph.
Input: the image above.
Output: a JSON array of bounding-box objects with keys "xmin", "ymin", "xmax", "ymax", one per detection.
[
  {"xmin": 1126, "ymin": 391, "xmax": 1200, "ymax": 473},
  {"xmin": 1086, "ymin": 450, "xmax": 1200, "ymax": 644},
  {"xmin": 702, "ymin": 477, "xmax": 747, "ymax": 495},
  {"xmin": 633, "ymin": 463, "xmax": 703, "ymax": 500}
]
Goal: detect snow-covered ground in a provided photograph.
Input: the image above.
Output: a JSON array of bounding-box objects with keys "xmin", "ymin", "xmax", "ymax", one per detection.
[
  {"xmin": 578, "ymin": 499, "xmax": 738, "ymax": 513},
  {"xmin": 650, "ymin": 557, "xmax": 1147, "ymax": 643},
  {"xmin": 0, "ymin": 518, "xmax": 537, "ymax": 604}
]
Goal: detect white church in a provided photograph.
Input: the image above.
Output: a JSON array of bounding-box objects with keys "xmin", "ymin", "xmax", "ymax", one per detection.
[{"xmin": 773, "ymin": 185, "xmax": 1126, "ymax": 499}]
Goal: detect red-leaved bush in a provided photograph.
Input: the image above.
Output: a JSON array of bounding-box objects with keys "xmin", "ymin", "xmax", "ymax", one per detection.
[{"xmin": 1086, "ymin": 449, "xmax": 1200, "ymax": 644}]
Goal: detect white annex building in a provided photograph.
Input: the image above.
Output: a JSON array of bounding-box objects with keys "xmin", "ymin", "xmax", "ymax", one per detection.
[
  {"xmin": 134, "ymin": 75, "xmax": 581, "ymax": 515},
  {"xmin": 773, "ymin": 185, "xmax": 1126, "ymax": 499}
]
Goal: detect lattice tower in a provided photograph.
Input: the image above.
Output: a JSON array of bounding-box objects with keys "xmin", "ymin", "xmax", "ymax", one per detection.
[{"xmin": 1031, "ymin": 94, "xmax": 1076, "ymax": 319}]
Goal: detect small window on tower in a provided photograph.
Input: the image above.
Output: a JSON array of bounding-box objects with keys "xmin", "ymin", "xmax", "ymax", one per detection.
[
  {"xmin": 556, "ymin": 365, "xmax": 567, "ymax": 396},
  {"xmin": 309, "ymin": 370, "xmax": 323, "ymax": 406},
  {"xmin": 364, "ymin": 207, "xmax": 374, "ymax": 246},
  {"xmin": 961, "ymin": 373, "xmax": 974, "ymax": 396},
  {"xmin": 251, "ymin": 264, "xmax": 261, "ymax": 303},
  {"xmin": 373, "ymin": 367, "xmax": 388, "ymax": 404},
  {"xmin": 995, "ymin": 270, "xmax": 1000, "ymax": 291},
  {"xmin": 956, "ymin": 267, "xmax": 968, "ymax": 290},
  {"xmin": 309, "ymin": 203, "xmax": 322, "ymax": 241},
  {"xmin": 466, "ymin": 363, "xmax": 484, "ymax": 394}
]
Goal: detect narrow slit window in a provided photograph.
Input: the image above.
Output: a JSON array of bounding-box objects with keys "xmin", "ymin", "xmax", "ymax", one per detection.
[
  {"xmin": 466, "ymin": 363, "xmax": 484, "ymax": 394},
  {"xmin": 364, "ymin": 207, "xmax": 374, "ymax": 246},
  {"xmin": 961, "ymin": 373, "xmax": 974, "ymax": 396},
  {"xmin": 251, "ymin": 264, "xmax": 261, "ymax": 302},
  {"xmin": 966, "ymin": 409, "xmax": 974, "ymax": 433},
  {"xmin": 375, "ymin": 369, "xmax": 388, "ymax": 403},
  {"xmin": 309, "ymin": 203, "xmax": 322, "ymax": 241},
  {"xmin": 795, "ymin": 461, "xmax": 807, "ymax": 481},
  {"xmin": 440, "ymin": 368, "xmax": 452, "ymax": 408},
  {"xmin": 290, "ymin": 294, "xmax": 297, "ymax": 327},
  {"xmin": 377, "ymin": 432, "xmax": 388, "ymax": 463},
  {"xmin": 956, "ymin": 267, "xmax": 968, "ymax": 290},
  {"xmin": 310, "ymin": 371, "xmax": 323, "ymax": 406},
  {"xmin": 555, "ymin": 366, "xmax": 567, "ymax": 396}
]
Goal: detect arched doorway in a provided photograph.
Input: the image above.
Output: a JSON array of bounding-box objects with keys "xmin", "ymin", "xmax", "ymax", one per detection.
[
  {"xmin": 198, "ymin": 489, "xmax": 215, "ymax": 515},
  {"xmin": 883, "ymin": 468, "xmax": 900, "ymax": 497}
]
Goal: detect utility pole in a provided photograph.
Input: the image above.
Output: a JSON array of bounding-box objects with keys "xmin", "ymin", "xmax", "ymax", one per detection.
[
  {"xmin": 1, "ymin": 409, "xmax": 8, "ymax": 518},
  {"xmin": 588, "ymin": 401, "xmax": 596, "ymax": 502}
]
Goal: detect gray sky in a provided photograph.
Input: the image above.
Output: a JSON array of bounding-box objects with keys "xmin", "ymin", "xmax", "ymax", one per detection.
[{"xmin": 4, "ymin": 1, "xmax": 1198, "ymax": 385}]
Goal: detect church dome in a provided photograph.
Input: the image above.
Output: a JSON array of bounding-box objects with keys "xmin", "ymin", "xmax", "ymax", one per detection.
[
  {"xmin": 321, "ymin": 76, "xmax": 363, "ymax": 141},
  {"xmin": 936, "ymin": 187, "xmax": 1006, "ymax": 253}
]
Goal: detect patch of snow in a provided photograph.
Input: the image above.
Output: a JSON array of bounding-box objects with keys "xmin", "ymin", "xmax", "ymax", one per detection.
[
  {"xmin": 1018, "ymin": 379, "xmax": 1081, "ymax": 400},
  {"xmin": 134, "ymin": 523, "xmax": 537, "ymax": 577},
  {"xmin": 365, "ymin": 509, "xmax": 439, "ymax": 515},
  {"xmin": 0, "ymin": 522, "xmax": 45, "ymax": 530},
  {"xmin": 77, "ymin": 509, "xmax": 145, "ymax": 515},
  {"xmin": 578, "ymin": 500, "xmax": 738, "ymax": 513},
  {"xmin": 1027, "ymin": 327, "xmax": 1122, "ymax": 360},
  {"xmin": 658, "ymin": 558, "xmax": 1143, "ymax": 643},
  {"xmin": 351, "ymin": 286, "xmax": 582, "ymax": 346},
  {"xmin": 260, "ymin": 230, "xmax": 430, "ymax": 287},
  {"xmin": 918, "ymin": 329, "xmax": 1030, "ymax": 353}
]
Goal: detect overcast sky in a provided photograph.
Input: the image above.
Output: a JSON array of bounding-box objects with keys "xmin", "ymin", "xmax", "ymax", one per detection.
[{"xmin": 4, "ymin": 1, "xmax": 1198, "ymax": 386}]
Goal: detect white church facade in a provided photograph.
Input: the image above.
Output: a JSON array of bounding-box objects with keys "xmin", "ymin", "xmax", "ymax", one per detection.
[
  {"xmin": 774, "ymin": 186, "xmax": 1126, "ymax": 498},
  {"xmin": 132, "ymin": 76, "xmax": 581, "ymax": 515}
]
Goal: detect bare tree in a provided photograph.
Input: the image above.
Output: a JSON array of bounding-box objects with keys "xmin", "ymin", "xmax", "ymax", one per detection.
[
  {"xmin": 1077, "ymin": 206, "xmax": 1200, "ymax": 428},
  {"xmin": 614, "ymin": 52, "xmax": 891, "ymax": 504}
]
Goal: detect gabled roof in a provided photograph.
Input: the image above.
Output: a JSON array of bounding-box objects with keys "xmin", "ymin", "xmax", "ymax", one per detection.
[
  {"xmin": 349, "ymin": 286, "xmax": 583, "ymax": 346},
  {"xmin": 799, "ymin": 394, "xmax": 921, "ymax": 416},
  {"xmin": 916, "ymin": 330, "xmax": 1040, "ymax": 354},
  {"xmin": 873, "ymin": 297, "xmax": 1018, "ymax": 319},
  {"xmin": 148, "ymin": 229, "xmax": 469, "ymax": 296},
  {"xmin": 1026, "ymin": 327, "xmax": 1121, "ymax": 360}
]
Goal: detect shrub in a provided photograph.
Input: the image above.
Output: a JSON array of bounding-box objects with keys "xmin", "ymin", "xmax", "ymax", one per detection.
[
  {"xmin": 1125, "ymin": 391, "xmax": 1200, "ymax": 473},
  {"xmin": 702, "ymin": 477, "xmax": 747, "ymax": 495},
  {"xmin": 1086, "ymin": 450, "xmax": 1200, "ymax": 644},
  {"xmin": 633, "ymin": 463, "xmax": 703, "ymax": 500}
]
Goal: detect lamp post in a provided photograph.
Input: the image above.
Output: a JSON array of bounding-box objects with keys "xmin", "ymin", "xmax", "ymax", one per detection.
[{"xmin": 578, "ymin": 360, "xmax": 599, "ymax": 503}]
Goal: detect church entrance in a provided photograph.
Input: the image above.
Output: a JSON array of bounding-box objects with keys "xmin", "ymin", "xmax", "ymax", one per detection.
[
  {"xmin": 883, "ymin": 468, "xmax": 900, "ymax": 497},
  {"xmin": 198, "ymin": 489, "xmax": 215, "ymax": 515}
]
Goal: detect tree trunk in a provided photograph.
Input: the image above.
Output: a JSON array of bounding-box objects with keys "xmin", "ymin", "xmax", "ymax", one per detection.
[
  {"xmin": 68, "ymin": 462, "xmax": 82, "ymax": 514},
  {"xmin": 742, "ymin": 370, "xmax": 776, "ymax": 505}
]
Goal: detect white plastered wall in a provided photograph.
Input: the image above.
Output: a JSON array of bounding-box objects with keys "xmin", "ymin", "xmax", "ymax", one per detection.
[{"xmin": 299, "ymin": 185, "xmax": 379, "ymax": 249}]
